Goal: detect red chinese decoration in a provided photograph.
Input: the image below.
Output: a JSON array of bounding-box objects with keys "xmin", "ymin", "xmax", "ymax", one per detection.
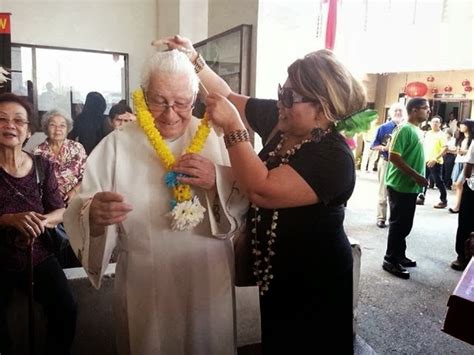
[
  {"xmin": 462, "ymin": 79, "xmax": 471, "ymax": 87},
  {"xmin": 444, "ymin": 85, "xmax": 453, "ymax": 92},
  {"xmin": 405, "ymin": 82, "xmax": 428, "ymax": 97},
  {"xmin": 427, "ymin": 75, "xmax": 435, "ymax": 82},
  {"xmin": 431, "ymin": 88, "xmax": 439, "ymax": 94},
  {"xmin": 464, "ymin": 85, "xmax": 473, "ymax": 93}
]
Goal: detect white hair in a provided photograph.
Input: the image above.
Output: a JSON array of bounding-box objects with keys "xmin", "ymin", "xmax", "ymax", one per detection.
[
  {"xmin": 388, "ymin": 102, "xmax": 407, "ymax": 121},
  {"xmin": 41, "ymin": 109, "xmax": 73, "ymax": 133},
  {"xmin": 140, "ymin": 49, "xmax": 199, "ymax": 94}
]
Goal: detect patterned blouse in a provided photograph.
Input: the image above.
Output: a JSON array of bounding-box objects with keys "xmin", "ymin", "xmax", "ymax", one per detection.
[
  {"xmin": 34, "ymin": 139, "xmax": 87, "ymax": 198},
  {"xmin": 0, "ymin": 154, "xmax": 64, "ymax": 271}
]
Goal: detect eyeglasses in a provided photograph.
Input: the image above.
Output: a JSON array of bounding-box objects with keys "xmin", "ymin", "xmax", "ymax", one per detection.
[
  {"xmin": 144, "ymin": 93, "xmax": 194, "ymax": 113},
  {"xmin": 0, "ymin": 117, "xmax": 30, "ymax": 127},
  {"xmin": 277, "ymin": 84, "xmax": 315, "ymax": 109}
]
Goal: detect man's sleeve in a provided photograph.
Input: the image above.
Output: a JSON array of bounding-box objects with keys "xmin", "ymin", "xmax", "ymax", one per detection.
[{"xmin": 370, "ymin": 126, "xmax": 383, "ymax": 148}]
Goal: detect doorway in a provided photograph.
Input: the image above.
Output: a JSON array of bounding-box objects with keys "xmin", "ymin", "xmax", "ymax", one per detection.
[{"xmin": 431, "ymin": 99, "xmax": 472, "ymax": 123}]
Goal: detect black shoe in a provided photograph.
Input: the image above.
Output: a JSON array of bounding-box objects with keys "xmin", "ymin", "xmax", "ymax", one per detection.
[
  {"xmin": 416, "ymin": 198, "xmax": 424, "ymax": 205},
  {"xmin": 382, "ymin": 260, "xmax": 410, "ymax": 279},
  {"xmin": 448, "ymin": 208, "xmax": 459, "ymax": 214},
  {"xmin": 376, "ymin": 220, "xmax": 386, "ymax": 228},
  {"xmin": 400, "ymin": 257, "xmax": 417, "ymax": 267},
  {"xmin": 450, "ymin": 258, "xmax": 467, "ymax": 271},
  {"xmin": 434, "ymin": 201, "xmax": 447, "ymax": 209}
]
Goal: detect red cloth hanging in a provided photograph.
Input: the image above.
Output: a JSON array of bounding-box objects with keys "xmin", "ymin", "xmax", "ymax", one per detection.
[{"xmin": 325, "ymin": 0, "xmax": 338, "ymax": 50}]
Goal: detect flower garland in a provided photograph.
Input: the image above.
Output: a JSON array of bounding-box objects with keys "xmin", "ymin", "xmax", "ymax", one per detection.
[{"xmin": 133, "ymin": 88, "xmax": 211, "ymax": 231}]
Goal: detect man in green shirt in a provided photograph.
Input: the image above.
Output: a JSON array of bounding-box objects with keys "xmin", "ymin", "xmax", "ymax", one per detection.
[{"xmin": 383, "ymin": 97, "xmax": 429, "ymax": 279}]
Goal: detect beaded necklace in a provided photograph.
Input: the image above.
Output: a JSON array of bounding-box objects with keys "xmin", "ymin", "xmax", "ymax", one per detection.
[{"xmin": 251, "ymin": 127, "xmax": 332, "ymax": 295}]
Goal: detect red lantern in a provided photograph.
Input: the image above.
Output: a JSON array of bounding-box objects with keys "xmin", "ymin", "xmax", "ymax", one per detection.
[
  {"xmin": 444, "ymin": 85, "xmax": 453, "ymax": 92},
  {"xmin": 462, "ymin": 79, "xmax": 471, "ymax": 87},
  {"xmin": 431, "ymin": 88, "xmax": 439, "ymax": 94},
  {"xmin": 464, "ymin": 85, "xmax": 473, "ymax": 92},
  {"xmin": 404, "ymin": 81, "xmax": 428, "ymax": 97},
  {"xmin": 427, "ymin": 75, "xmax": 435, "ymax": 82}
]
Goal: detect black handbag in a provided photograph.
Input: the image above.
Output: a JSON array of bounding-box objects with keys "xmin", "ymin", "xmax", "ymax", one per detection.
[
  {"xmin": 34, "ymin": 155, "xmax": 81, "ymax": 268},
  {"xmin": 233, "ymin": 225, "xmax": 256, "ymax": 287}
]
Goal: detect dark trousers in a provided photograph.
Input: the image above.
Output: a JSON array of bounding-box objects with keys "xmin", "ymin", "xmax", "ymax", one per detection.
[
  {"xmin": 385, "ymin": 187, "xmax": 418, "ymax": 263},
  {"xmin": 455, "ymin": 182, "xmax": 474, "ymax": 262},
  {"xmin": 442, "ymin": 153, "xmax": 456, "ymax": 188},
  {"xmin": 0, "ymin": 256, "xmax": 77, "ymax": 355},
  {"xmin": 423, "ymin": 163, "xmax": 447, "ymax": 202}
]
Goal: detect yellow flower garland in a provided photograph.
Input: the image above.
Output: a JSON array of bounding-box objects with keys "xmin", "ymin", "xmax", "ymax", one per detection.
[{"xmin": 132, "ymin": 88, "xmax": 211, "ymax": 203}]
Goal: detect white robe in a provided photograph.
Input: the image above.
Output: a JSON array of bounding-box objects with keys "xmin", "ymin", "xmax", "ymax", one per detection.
[{"xmin": 64, "ymin": 119, "xmax": 249, "ymax": 355}]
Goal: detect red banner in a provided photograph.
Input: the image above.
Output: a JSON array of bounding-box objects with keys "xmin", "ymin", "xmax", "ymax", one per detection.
[
  {"xmin": 0, "ymin": 13, "xmax": 11, "ymax": 34},
  {"xmin": 325, "ymin": 0, "xmax": 338, "ymax": 50},
  {"xmin": 1, "ymin": 13, "xmax": 12, "ymax": 93}
]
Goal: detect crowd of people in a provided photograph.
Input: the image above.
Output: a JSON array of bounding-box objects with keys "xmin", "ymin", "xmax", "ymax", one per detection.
[
  {"xmin": 0, "ymin": 33, "xmax": 473, "ymax": 355},
  {"xmin": 360, "ymin": 102, "xmax": 474, "ymax": 277}
]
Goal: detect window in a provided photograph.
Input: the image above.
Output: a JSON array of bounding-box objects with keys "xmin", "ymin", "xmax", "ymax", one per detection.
[{"xmin": 11, "ymin": 43, "xmax": 128, "ymax": 125}]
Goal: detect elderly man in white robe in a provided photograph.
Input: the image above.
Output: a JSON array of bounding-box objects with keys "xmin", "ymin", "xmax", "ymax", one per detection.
[{"xmin": 64, "ymin": 50, "xmax": 249, "ymax": 355}]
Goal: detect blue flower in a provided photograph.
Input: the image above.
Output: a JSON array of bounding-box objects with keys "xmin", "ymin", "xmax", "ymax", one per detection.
[
  {"xmin": 169, "ymin": 199, "xmax": 177, "ymax": 209},
  {"xmin": 165, "ymin": 171, "xmax": 178, "ymax": 187}
]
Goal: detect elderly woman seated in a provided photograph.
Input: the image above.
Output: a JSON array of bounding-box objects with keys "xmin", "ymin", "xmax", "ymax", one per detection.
[
  {"xmin": 0, "ymin": 93, "xmax": 77, "ymax": 354},
  {"xmin": 34, "ymin": 109, "xmax": 87, "ymax": 204}
]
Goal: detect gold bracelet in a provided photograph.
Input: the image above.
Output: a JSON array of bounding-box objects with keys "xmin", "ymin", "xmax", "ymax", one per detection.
[
  {"xmin": 224, "ymin": 129, "xmax": 250, "ymax": 149},
  {"xmin": 193, "ymin": 53, "xmax": 206, "ymax": 74}
]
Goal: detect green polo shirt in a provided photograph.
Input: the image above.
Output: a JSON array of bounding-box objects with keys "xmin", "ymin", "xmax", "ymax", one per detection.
[{"xmin": 385, "ymin": 123, "xmax": 425, "ymax": 193}]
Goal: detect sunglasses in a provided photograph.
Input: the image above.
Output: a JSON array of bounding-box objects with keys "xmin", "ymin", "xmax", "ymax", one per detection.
[{"xmin": 277, "ymin": 84, "xmax": 314, "ymax": 109}]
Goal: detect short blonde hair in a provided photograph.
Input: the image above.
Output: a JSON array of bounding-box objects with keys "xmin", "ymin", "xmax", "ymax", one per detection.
[
  {"xmin": 140, "ymin": 49, "xmax": 199, "ymax": 94},
  {"xmin": 287, "ymin": 49, "xmax": 367, "ymax": 122}
]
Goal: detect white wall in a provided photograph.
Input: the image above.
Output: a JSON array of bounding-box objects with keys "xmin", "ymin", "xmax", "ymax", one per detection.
[
  {"xmin": 256, "ymin": 0, "xmax": 324, "ymax": 99},
  {"xmin": 2, "ymin": 0, "xmax": 158, "ymax": 97},
  {"xmin": 180, "ymin": 0, "xmax": 208, "ymax": 43},
  {"xmin": 336, "ymin": 0, "xmax": 474, "ymax": 73},
  {"xmin": 208, "ymin": 0, "xmax": 258, "ymax": 96},
  {"xmin": 156, "ymin": 0, "xmax": 208, "ymax": 45}
]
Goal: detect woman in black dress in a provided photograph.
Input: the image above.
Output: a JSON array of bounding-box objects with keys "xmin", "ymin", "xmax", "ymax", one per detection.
[
  {"xmin": 68, "ymin": 91, "xmax": 110, "ymax": 155},
  {"xmin": 165, "ymin": 36, "xmax": 367, "ymax": 354}
]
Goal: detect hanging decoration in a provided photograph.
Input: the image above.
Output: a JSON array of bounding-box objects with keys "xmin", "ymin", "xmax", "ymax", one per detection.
[
  {"xmin": 461, "ymin": 79, "xmax": 471, "ymax": 87},
  {"xmin": 431, "ymin": 88, "xmax": 439, "ymax": 94},
  {"xmin": 405, "ymin": 81, "xmax": 428, "ymax": 97},
  {"xmin": 427, "ymin": 75, "xmax": 435, "ymax": 82},
  {"xmin": 0, "ymin": 66, "xmax": 9, "ymax": 87},
  {"xmin": 464, "ymin": 86, "xmax": 472, "ymax": 93},
  {"xmin": 444, "ymin": 85, "xmax": 453, "ymax": 93}
]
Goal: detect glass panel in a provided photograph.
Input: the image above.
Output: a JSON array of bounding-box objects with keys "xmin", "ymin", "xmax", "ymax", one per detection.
[
  {"xmin": 10, "ymin": 46, "xmax": 32, "ymax": 97},
  {"xmin": 196, "ymin": 30, "xmax": 242, "ymax": 92},
  {"xmin": 35, "ymin": 48, "xmax": 126, "ymax": 114}
]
